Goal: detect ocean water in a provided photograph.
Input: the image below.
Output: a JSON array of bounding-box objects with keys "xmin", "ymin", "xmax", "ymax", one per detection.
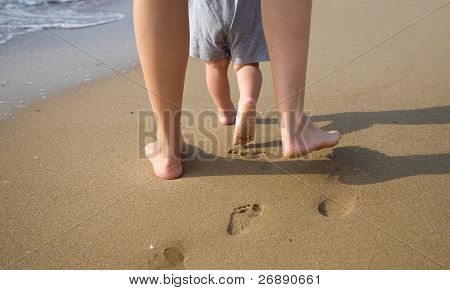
[{"xmin": 0, "ymin": 0, "xmax": 124, "ymax": 44}]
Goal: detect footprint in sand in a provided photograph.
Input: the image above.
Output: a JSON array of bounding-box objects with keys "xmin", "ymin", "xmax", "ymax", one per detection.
[
  {"xmin": 147, "ymin": 246, "xmax": 185, "ymax": 270},
  {"xmin": 228, "ymin": 147, "xmax": 280, "ymax": 159},
  {"xmin": 317, "ymin": 198, "xmax": 354, "ymax": 218},
  {"xmin": 228, "ymin": 204, "xmax": 263, "ymax": 235}
]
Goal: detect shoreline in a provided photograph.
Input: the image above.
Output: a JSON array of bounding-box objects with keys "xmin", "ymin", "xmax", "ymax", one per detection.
[{"xmin": 0, "ymin": 0, "xmax": 136, "ymax": 120}]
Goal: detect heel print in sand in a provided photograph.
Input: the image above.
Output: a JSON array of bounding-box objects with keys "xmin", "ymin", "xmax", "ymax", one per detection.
[
  {"xmin": 317, "ymin": 198, "xmax": 355, "ymax": 218},
  {"xmin": 147, "ymin": 246, "xmax": 185, "ymax": 270},
  {"xmin": 228, "ymin": 204, "xmax": 263, "ymax": 235}
]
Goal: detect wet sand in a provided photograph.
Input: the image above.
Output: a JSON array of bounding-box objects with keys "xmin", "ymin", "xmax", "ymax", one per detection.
[
  {"xmin": 0, "ymin": 0, "xmax": 136, "ymax": 119},
  {"xmin": 0, "ymin": 0, "xmax": 449, "ymax": 269}
]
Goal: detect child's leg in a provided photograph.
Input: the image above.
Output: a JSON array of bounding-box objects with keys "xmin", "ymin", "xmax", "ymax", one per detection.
[
  {"xmin": 205, "ymin": 59, "xmax": 236, "ymax": 125},
  {"xmin": 233, "ymin": 63, "xmax": 262, "ymax": 145}
]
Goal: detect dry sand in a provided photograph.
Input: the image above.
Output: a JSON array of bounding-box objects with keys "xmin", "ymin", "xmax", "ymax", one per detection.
[{"xmin": 0, "ymin": 0, "xmax": 449, "ymax": 269}]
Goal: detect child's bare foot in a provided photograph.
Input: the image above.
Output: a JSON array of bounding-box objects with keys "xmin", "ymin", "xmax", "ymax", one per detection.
[
  {"xmin": 218, "ymin": 109, "xmax": 236, "ymax": 125},
  {"xmin": 233, "ymin": 100, "xmax": 256, "ymax": 145},
  {"xmin": 281, "ymin": 116, "xmax": 341, "ymax": 157},
  {"xmin": 145, "ymin": 142, "xmax": 182, "ymax": 180}
]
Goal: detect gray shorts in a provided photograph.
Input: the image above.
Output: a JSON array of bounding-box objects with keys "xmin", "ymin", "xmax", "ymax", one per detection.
[{"xmin": 189, "ymin": 0, "xmax": 269, "ymax": 65}]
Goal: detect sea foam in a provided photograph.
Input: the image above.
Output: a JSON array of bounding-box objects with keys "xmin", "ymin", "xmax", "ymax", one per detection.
[{"xmin": 0, "ymin": 0, "xmax": 124, "ymax": 44}]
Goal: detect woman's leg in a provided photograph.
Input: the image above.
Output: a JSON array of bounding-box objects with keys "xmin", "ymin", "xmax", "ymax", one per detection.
[
  {"xmin": 134, "ymin": 0, "xmax": 189, "ymax": 179},
  {"xmin": 205, "ymin": 59, "xmax": 236, "ymax": 125},
  {"xmin": 261, "ymin": 0, "xmax": 341, "ymax": 157},
  {"xmin": 233, "ymin": 63, "xmax": 263, "ymax": 145}
]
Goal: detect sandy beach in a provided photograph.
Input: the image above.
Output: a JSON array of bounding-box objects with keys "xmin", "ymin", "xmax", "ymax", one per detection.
[{"xmin": 0, "ymin": 0, "xmax": 449, "ymax": 269}]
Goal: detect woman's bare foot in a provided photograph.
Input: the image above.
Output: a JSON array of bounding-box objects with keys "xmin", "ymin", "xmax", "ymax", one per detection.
[
  {"xmin": 281, "ymin": 115, "xmax": 341, "ymax": 157},
  {"xmin": 145, "ymin": 141, "xmax": 182, "ymax": 180},
  {"xmin": 233, "ymin": 100, "xmax": 257, "ymax": 145},
  {"xmin": 218, "ymin": 109, "xmax": 236, "ymax": 125}
]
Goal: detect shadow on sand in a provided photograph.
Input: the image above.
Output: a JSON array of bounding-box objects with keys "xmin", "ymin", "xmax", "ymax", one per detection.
[{"xmin": 181, "ymin": 105, "xmax": 450, "ymax": 185}]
